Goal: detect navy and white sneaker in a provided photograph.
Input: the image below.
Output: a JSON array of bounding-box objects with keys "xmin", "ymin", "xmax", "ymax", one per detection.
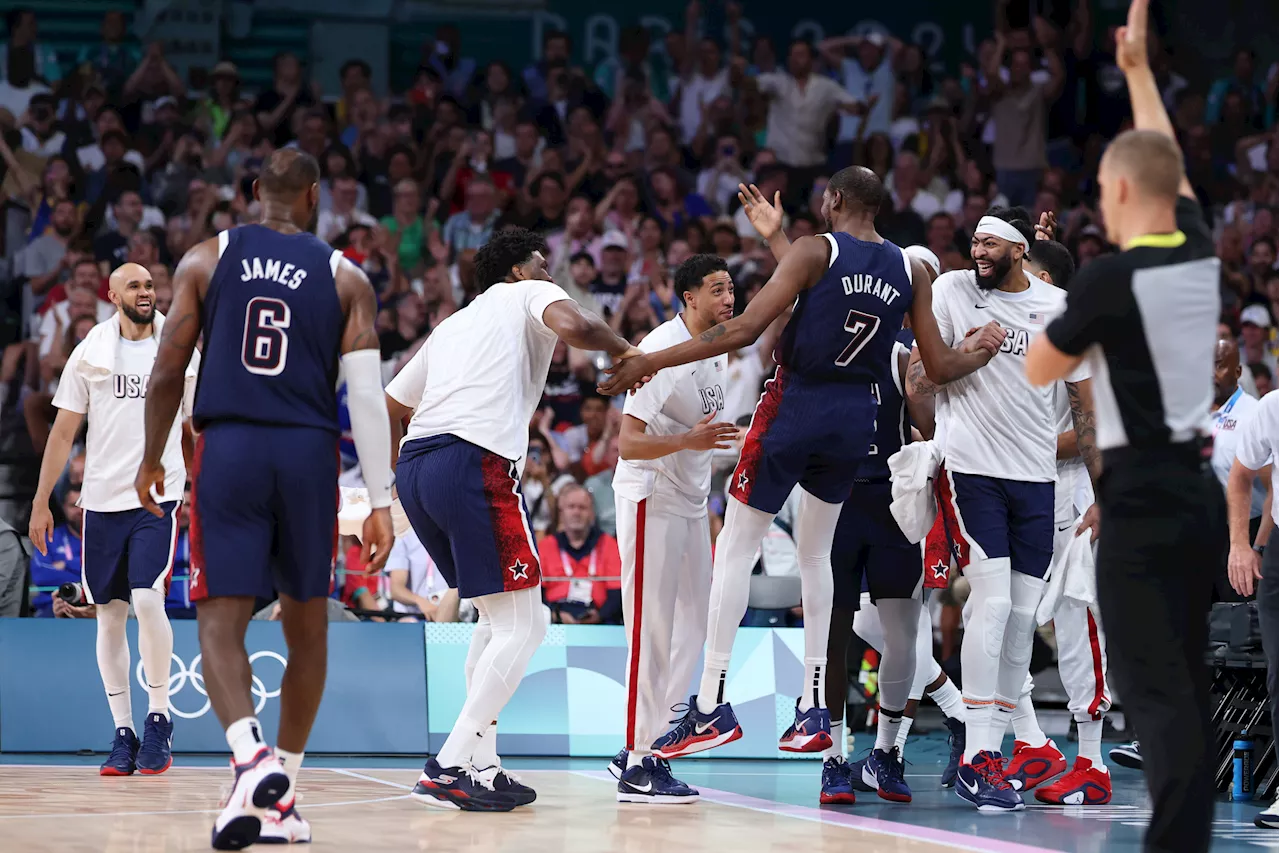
[
  {"xmin": 940, "ymin": 717, "xmax": 965, "ymax": 788},
  {"xmin": 211, "ymin": 747, "xmax": 290, "ymax": 850},
  {"xmin": 617, "ymin": 756, "xmax": 699, "ymax": 805},
  {"xmin": 652, "ymin": 697, "xmax": 742, "ymax": 759},
  {"xmin": 847, "ymin": 754, "xmax": 876, "ymax": 793},
  {"xmin": 863, "ymin": 747, "xmax": 912, "ymax": 802},
  {"xmin": 136, "ymin": 712, "xmax": 173, "ymax": 775},
  {"xmin": 607, "ymin": 748, "xmax": 628, "ymax": 780},
  {"xmin": 258, "ymin": 799, "xmax": 311, "ymax": 844},
  {"xmin": 778, "ymin": 699, "xmax": 833, "ymax": 753},
  {"xmin": 954, "ymin": 750, "xmax": 1024, "ymax": 813},
  {"xmin": 411, "ymin": 758, "xmax": 518, "ymax": 812},
  {"xmin": 1108, "ymin": 740, "xmax": 1142, "ymax": 770},
  {"xmin": 477, "ymin": 765, "xmax": 537, "ymax": 807},
  {"xmin": 100, "ymin": 727, "xmax": 139, "ymax": 777},
  {"xmin": 819, "ymin": 756, "xmax": 857, "ymax": 805}
]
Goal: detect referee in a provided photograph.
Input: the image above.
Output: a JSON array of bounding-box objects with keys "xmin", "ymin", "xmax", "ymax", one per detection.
[{"xmin": 1025, "ymin": 2, "xmax": 1224, "ymax": 852}]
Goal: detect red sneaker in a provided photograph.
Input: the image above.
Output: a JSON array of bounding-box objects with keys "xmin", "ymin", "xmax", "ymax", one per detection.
[
  {"xmin": 1004, "ymin": 739, "xmax": 1067, "ymax": 792},
  {"xmin": 1034, "ymin": 756, "xmax": 1112, "ymax": 805}
]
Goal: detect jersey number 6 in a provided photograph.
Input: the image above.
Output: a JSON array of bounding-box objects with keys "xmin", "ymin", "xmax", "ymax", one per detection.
[
  {"xmin": 834, "ymin": 309, "xmax": 881, "ymax": 367},
  {"xmin": 242, "ymin": 296, "xmax": 291, "ymax": 376}
]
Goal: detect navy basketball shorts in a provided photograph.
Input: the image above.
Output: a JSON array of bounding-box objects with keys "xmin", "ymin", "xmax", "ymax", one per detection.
[
  {"xmin": 82, "ymin": 501, "xmax": 180, "ymax": 605},
  {"xmin": 729, "ymin": 368, "xmax": 876, "ymax": 514},
  {"xmin": 936, "ymin": 469, "xmax": 1054, "ymax": 579},
  {"xmin": 396, "ymin": 434, "xmax": 541, "ymax": 599},
  {"xmin": 190, "ymin": 422, "xmax": 339, "ymax": 603},
  {"xmin": 831, "ymin": 481, "xmax": 921, "ymax": 610}
]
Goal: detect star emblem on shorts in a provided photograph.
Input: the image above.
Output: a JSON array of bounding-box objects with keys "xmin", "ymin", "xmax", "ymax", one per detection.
[
  {"xmin": 737, "ymin": 471, "xmax": 750, "ymax": 491},
  {"xmin": 191, "ymin": 567, "xmax": 201, "ymax": 586},
  {"xmin": 508, "ymin": 559, "xmax": 529, "ymax": 581},
  {"xmin": 930, "ymin": 560, "xmax": 949, "ymax": 581}
]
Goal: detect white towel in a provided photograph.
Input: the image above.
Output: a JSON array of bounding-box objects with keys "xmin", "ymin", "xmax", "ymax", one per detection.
[
  {"xmin": 888, "ymin": 440, "xmax": 943, "ymax": 543},
  {"xmin": 338, "ymin": 487, "xmax": 413, "ymax": 540},
  {"xmin": 1036, "ymin": 514, "xmax": 1098, "ymax": 625},
  {"xmin": 76, "ymin": 311, "xmax": 199, "ymax": 383}
]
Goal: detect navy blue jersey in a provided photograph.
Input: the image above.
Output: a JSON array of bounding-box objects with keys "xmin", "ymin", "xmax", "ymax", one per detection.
[
  {"xmin": 193, "ymin": 225, "xmax": 345, "ymax": 433},
  {"xmin": 855, "ymin": 329, "xmax": 916, "ymax": 480},
  {"xmin": 775, "ymin": 233, "xmax": 913, "ymax": 387}
]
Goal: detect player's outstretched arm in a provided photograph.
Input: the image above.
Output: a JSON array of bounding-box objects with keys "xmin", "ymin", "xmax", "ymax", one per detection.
[
  {"xmin": 542, "ymin": 298, "xmax": 634, "ymax": 357},
  {"xmin": 906, "ymin": 259, "xmax": 1004, "ymax": 400},
  {"xmin": 29, "ymin": 408, "xmax": 85, "ymax": 554},
  {"xmin": 137, "ymin": 238, "xmax": 212, "ymax": 516},
  {"xmin": 618, "ymin": 412, "xmax": 738, "ymax": 461},
  {"xmin": 1064, "ymin": 377, "xmax": 1102, "ymax": 485},
  {"xmin": 599, "ymin": 235, "xmax": 826, "ymax": 396}
]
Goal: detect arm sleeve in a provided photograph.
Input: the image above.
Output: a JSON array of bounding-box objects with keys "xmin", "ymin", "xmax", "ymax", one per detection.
[
  {"xmin": 525, "ymin": 280, "xmax": 574, "ymax": 329},
  {"xmin": 182, "ymin": 348, "xmax": 202, "ymax": 419},
  {"xmin": 385, "ymin": 342, "xmax": 429, "ymax": 409},
  {"xmin": 1235, "ymin": 395, "xmax": 1278, "ymax": 471},
  {"xmin": 51, "ymin": 347, "xmax": 89, "ymax": 414},
  {"xmin": 1044, "ymin": 261, "xmax": 1126, "ymax": 356},
  {"xmin": 341, "ymin": 349, "xmax": 394, "ymax": 508}
]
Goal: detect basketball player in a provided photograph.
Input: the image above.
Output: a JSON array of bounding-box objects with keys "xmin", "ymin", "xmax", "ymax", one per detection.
[
  {"xmin": 600, "ymin": 167, "xmax": 1004, "ymax": 761},
  {"xmin": 29, "ymin": 263, "xmax": 193, "ymax": 779},
  {"xmin": 905, "ymin": 209, "xmax": 1100, "ymax": 812},
  {"xmin": 608, "ymin": 253, "xmax": 738, "ymax": 803},
  {"xmin": 136, "ymin": 149, "xmax": 396, "ymax": 849},
  {"xmin": 384, "ymin": 227, "xmax": 641, "ymax": 811}
]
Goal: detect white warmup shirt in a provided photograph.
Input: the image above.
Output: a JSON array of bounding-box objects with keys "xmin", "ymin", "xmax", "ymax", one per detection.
[
  {"xmin": 612, "ymin": 315, "xmax": 728, "ymax": 516},
  {"xmin": 385, "ymin": 279, "xmax": 573, "ymax": 468},
  {"xmin": 1234, "ymin": 390, "xmax": 1279, "ymax": 525},
  {"xmin": 387, "ymin": 528, "xmax": 451, "ymax": 614},
  {"xmin": 931, "ymin": 269, "xmax": 1089, "ymax": 483},
  {"xmin": 1210, "ymin": 387, "xmax": 1267, "ymax": 518},
  {"xmin": 52, "ymin": 324, "xmax": 195, "ymax": 512}
]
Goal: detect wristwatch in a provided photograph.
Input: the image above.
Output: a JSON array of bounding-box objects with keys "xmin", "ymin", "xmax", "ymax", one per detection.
[{"xmin": 1253, "ymin": 543, "xmax": 1266, "ymax": 554}]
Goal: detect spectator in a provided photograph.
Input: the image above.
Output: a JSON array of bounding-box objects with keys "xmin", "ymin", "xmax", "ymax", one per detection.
[
  {"xmin": 317, "ymin": 175, "xmax": 376, "ymax": 244},
  {"xmin": 379, "ymin": 292, "xmax": 427, "ymax": 361},
  {"xmin": 380, "ymin": 178, "xmax": 433, "ymax": 272},
  {"xmin": 16, "ymin": 198, "xmax": 78, "ymax": 297},
  {"xmin": 76, "ymin": 10, "xmax": 141, "ymax": 100},
  {"xmin": 675, "ymin": 22, "xmax": 730, "ymax": 146},
  {"xmin": 386, "ymin": 527, "xmax": 452, "ymax": 620},
  {"xmin": 94, "ymin": 189, "xmax": 144, "ymax": 272},
  {"xmin": 494, "ymin": 118, "xmax": 544, "ymax": 189},
  {"xmin": 1207, "ymin": 49, "xmax": 1266, "ymax": 125},
  {"xmin": 19, "ymin": 92, "xmax": 63, "ymax": 156},
  {"xmin": 164, "ymin": 483, "xmax": 196, "ymax": 619},
  {"xmin": 539, "ymin": 483, "xmax": 623, "ymax": 624},
  {"xmin": 554, "ymin": 393, "xmax": 620, "ymax": 479},
  {"xmin": 121, "ymin": 42, "xmax": 185, "ymax": 109},
  {"xmin": 0, "ymin": 35, "xmax": 50, "ymax": 117},
  {"xmin": 335, "ymin": 58, "xmax": 373, "ymax": 131},
  {"xmin": 982, "ymin": 27, "xmax": 1065, "ymax": 208},
  {"xmin": 437, "ymin": 129, "xmax": 515, "ymax": 216},
  {"xmin": 1241, "ymin": 304, "xmax": 1278, "ymax": 378},
  {"xmin": 820, "ymin": 31, "xmax": 898, "ymax": 153},
  {"xmin": 254, "ymin": 51, "xmax": 318, "ymax": 148},
  {"xmin": 425, "ymin": 24, "xmax": 476, "ymax": 101},
  {"xmin": 441, "ymin": 176, "xmax": 500, "ymax": 259},
  {"xmin": 0, "ymin": 8, "xmax": 61, "ymax": 86},
  {"xmin": 546, "ymin": 195, "xmax": 603, "ymax": 281},
  {"xmin": 165, "ymin": 177, "xmax": 216, "ymax": 257},
  {"xmin": 524, "ymin": 29, "xmax": 571, "ymax": 105},
  {"xmin": 149, "ymin": 264, "xmax": 173, "ymax": 314},
  {"xmin": 28, "ymin": 488, "xmax": 85, "ymax": 618},
  {"xmin": 595, "ymin": 176, "xmax": 644, "ymax": 242},
  {"xmin": 590, "ymin": 233, "xmax": 631, "ymax": 319},
  {"xmin": 37, "ymin": 265, "xmax": 113, "ymax": 360},
  {"xmin": 82, "ymin": 129, "xmax": 135, "ymax": 204},
  {"xmin": 506, "ymin": 172, "xmax": 567, "ymax": 233},
  {"xmin": 198, "ymin": 61, "xmax": 243, "ymax": 142},
  {"xmin": 648, "ymin": 166, "xmax": 713, "ymax": 234},
  {"xmin": 697, "ymin": 134, "xmax": 750, "ymax": 215},
  {"xmin": 1253, "ymin": 364, "xmax": 1275, "ymax": 397}
]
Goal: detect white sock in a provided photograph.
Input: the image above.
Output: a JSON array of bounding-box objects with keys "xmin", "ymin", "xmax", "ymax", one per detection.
[
  {"xmin": 794, "ymin": 492, "xmax": 840, "ymax": 711},
  {"xmin": 473, "ymin": 721, "xmax": 499, "ymax": 769},
  {"xmin": 1012, "ymin": 693, "xmax": 1049, "ymax": 747},
  {"xmin": 823, "ymin": 720, "xmax": 845, "ymax": 760},
  {"xmin": 800, "ymin": 660, "xmax": 827, "ymax": 712},
  {"xmin": 894, "ymin": 716, "xmax": 914, "ymax": 753},
  {"xmin": 875, "ymin": 709, "xmax": 904, "ymax": 753},
  {"xmin": 276, "ymin": 747, "xmax": 304, "ymax": 803},
  {"xmin": 963, "ymin": 703, "xmax": 992, "ymax": 763},
  {"xmin": 928, "ymin": 677, "xmax": 966, "ymax": 721},
  {"xmin": 437, "ymin": 587, "xmax": 546, "ymax": 769},
  {"xmin": 131, "ymin": 588, "xmax": 173, "ymax": 716},
  {"xmin": 696, "ymin": 499, "xmax": 774, "ymax": 715},
  {"xmin": 95, "ymin": 600, "xmax": 133, "ymax": 732},
  {"xmin": 990, "ymin": 706, "xmax": 1012, "ymax": 754},
  {"xmin": 627, "ymin": 750, "xmax": 648, "ymax": 769},
  {"xmin": 1076, "ymin": 719, "xmax": 1105, "ymax": 768},
  {"xmin": 226, "ymin": 716, "xmax": 267, "ymax": 764}
]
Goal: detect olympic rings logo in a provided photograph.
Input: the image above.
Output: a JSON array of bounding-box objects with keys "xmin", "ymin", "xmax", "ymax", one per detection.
[{"xmin": 136, "ymin": 651, "xmax": 288, "ymax": 720}]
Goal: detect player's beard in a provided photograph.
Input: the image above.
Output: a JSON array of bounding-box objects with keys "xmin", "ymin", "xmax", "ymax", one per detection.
[
  {"xmin": 121, "ymin": 302, "xmax": 154, "ymax": 326},
  {"xmin": 975, "ymin": 254, "xmax": 1014, "ymax": 291}
]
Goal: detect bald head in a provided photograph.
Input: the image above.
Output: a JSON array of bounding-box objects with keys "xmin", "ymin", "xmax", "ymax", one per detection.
[
  {"xmin": 1213, "ymin": 337, "xmax": 1242, "ymax": 406},
  {"xmin": 108, "ymin": 262, "xmax": 156, "ymax": 326}
]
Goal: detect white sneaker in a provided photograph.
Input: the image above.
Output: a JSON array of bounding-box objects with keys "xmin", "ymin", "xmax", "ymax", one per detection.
[
  {"xmin": 258, "ymin": 800, "xmax": 312, "ymax": 844},
  {"xmin": 211, "ymin": 748, "xmax": 290, "ymax": 850},
  {"xmin": 1256, "ymin": 794, "xmax": 1279, "ymax": 829}
]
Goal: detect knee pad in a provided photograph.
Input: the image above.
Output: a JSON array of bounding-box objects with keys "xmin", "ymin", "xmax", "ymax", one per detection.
[
  {"xmin": 980, "ymin": 596, "xmax": 1012, "ymax": 658},
  {"xmin": 1001, "ymin": 606, "xmax": 1038, "ymax": 668}
]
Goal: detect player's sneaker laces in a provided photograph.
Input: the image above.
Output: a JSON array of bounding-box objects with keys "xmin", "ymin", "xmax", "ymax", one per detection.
[
  {"xmin": 1254, "ymin": 793, "xmax": 1279, "ymax": 829},
  {"xmin": 819, "ymin": 756, "xmax": 857, "ymax": 805},
  {"xmin": 1005, "ymin": 739, "xmax": 1067, "ymax": 792},
  {"xmin": 411, "ymin": 758, "xmax": 518, "ymax": 812},
  {"xmin": 652, "ymin": 697, "xmax": 743, "ymax": 759},
  {"xmin": 1034, "ymin": 756, "xmax": 1112, "ymax": 805},
  {"xmin": 476, "ymin": 765, "xmax": 537, "ymax": 806},
  {"xmin": 257, "ymin": 799, "xmax": 311, "ymax": 844},
  {"xmin": 607, "ymin": 748, "xmax": 628, "ymax": 780},
  {"xmin": 941, "ymin": 717, "xmax": 965, "ymax": 788},
  {"xmin": 778, "ymin": 699, "xmax": 833, "ymax": 753},
  {"xmin": 100, "ymin": 726, "xmax": 139, "ymax": 776},
  {"xmin": 954, "ymin": 751, "xmax": 1024, "ymax": 813},
  {"xmin": 211, "ymin": 747, "xmax": 290, "ymax": 850},
  {"xmin": 136, "ymin": 712, "xmax": 173, "ymax": 775},
  {"xmin": 863, "ymin": 747, "xmax": 912, "ymax": 802},
  {"xmin": 846, "ymin": 753, "xmax": 876, "ymax": 792},
  {"xmin": 616, "ymin": 756, "xmax": 699, "ymax": 805},
  {"xmin": 1108, "ymin": 740, "xmax": 1142, "ymax": 770}
]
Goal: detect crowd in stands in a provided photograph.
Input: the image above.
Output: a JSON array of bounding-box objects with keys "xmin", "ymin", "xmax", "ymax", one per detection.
[{"xmin": 2, "ymin": 3, "xmax": 1276, "ymax": 628}]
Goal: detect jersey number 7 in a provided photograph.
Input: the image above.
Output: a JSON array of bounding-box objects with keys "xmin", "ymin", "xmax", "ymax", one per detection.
[{"xmin": 834, "ymin": 309, "xmax": 881, "ymax": 367}]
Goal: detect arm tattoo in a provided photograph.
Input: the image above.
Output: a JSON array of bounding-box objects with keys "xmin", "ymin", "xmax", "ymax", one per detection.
[
  {"xmin": 1066, "ymin": 381, "xmax": 1102, "ymax": 484},
  {"xmin": 906, "ymin": 358, "xmax": 943, "ymax": 397},
  {"xmin": 698, "ymin": 324, "xmax": 728, "ymax": 345}
]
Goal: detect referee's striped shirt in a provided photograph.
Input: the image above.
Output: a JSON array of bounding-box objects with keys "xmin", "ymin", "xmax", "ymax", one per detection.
[{"xmin": 1045, "ymin": 197, "xmax": 1220, "ymax": 453}]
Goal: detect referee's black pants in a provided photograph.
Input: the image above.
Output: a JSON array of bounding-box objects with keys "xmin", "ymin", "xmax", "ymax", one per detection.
[{"xmin": 1096, "ymin": 447, "xmax": 1225, "ymax": 853}]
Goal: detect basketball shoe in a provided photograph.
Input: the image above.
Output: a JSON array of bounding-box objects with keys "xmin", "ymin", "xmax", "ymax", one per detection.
[
  {"xmin": 608, "ymin": 748, "xmax": 628, "ymax": 780},
  {"xmin": 1255, "ymin": 794, "xmax": 1279, "ymax": 829},
  {"xmin": 211, "ymin": 747, "xmax": 290, "ymax": 850},
  {"xmin": 954, "ymin": 751, "xmax": 1024, "ymax": 813},
  {"xmin": 1034, "ymin": 757, "xmax": 1112, "ymax": 805},
  {"xmin": 778, "ymin": 700, "xmax": 833, "ymax": 753},
  {"xmin": 819, "ymin": 756, "xmax": 857, "ymax": 805},
  {"xmin": 616, "ymin": 756, "xmax": 699, "ymax": 805},
  {"xmin": 1108, "ymin": 740, "xmax": 1142, "ymax": 770},
  {"xmin": 846, "ymin": 754, "xmax": 876, "ymax": 793},
  {"xmin": 100, "ymin": 727, "xmax": 139, "ymax": 776},
  {"xmin": 652, "ymin": 698, "xmax": 742, "ymax": 759},
  {"xmin": 862, "ymin": 747, "xmax": 912, "ymax": 802},
  {"xmin": 411, "ymin": 758, "xmax": 518, "ymax": 812},
  {"xmin": 1005, "ymin": 739, "xmax": 1067, "ymax": 792},
  {"xmin": 136, "ymin": 712, "xmax": 173, "ymax": 775},
  {"xmin": 477, "ymin": 765, "xmax": 537, "ymax": 806},
  {"xmin": 941, "ymin": 717, "xmax": 966, "ymax": 788},
  {"xmin": 257, "ymin": 799, "xmax": 311, "ymax": 844}
]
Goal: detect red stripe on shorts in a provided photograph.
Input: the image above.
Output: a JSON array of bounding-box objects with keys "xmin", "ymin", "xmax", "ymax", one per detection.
[
  {"xmin": 729, "ymin": 366, "xmax": 786, "ymax": 505},
  {"xmin": 189, "ymin": 434, "xmax": 208, "ymax": 601},
  {"xmin": 480, "ymin": 453, "xmax": 541, "ymax": 592},
  {"xmin": 624, "ymin": 499, "xmax": 647, "ymax": 752},
  {"xmin": 935, "ymin": 466, "xmax": 970, "ymax": 571},
  {"xmin": 1086, "ymin": 609, "xmax": 1107, "ymax": 719}
]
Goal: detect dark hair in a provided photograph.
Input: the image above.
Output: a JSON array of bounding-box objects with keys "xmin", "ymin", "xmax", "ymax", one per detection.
[
  {"xmin": 73, "ymin": 257, "xmax": 100, "ymax": 273},
  {"xmin": 986, "ymin": 205, "xmax": 1037, "ymax": 244},
  {"xmin": 755, "ymin": 163, "xmax": 789, "ymax": 187},
  {"xmin": 340, "ymin": 59, "xmax": 372, "ymax": 80},
  {"xmin": 675, "ymin": 253, "xmax": 728, "ymax": 294},
  {"xmin": 100, "ymin": 129, "xmax": 128, "ymax": 148},
  {"xmin": 569, "ymin": 251, "xmax": 595, "ymax": 266},
  {"xmin": 257, "ymin": 149, "xmax": 320, "ymax": 198},
  {"xmin": 1254, "ymin": 235, "xmax": 1277, "ymax": 254},
  {"xmin": 531, "ymin": 172, "xmax": 565, "ymax": 198},
  {"xmin": 1027, "ymin": 240, "xmax": 1076, "ymax": 288},
  {"xmin": 829, "ymin": 165, "xmax": 887, "ymax": 213},
  {"xmin": 5, "ymin": 8, "xmax": 30, "ymax": 33},
  {"xmin": 788, "ymin": 38, "xmax": 816, "ymax": 58},
  {"xmin": 473, "ymin": 227, "xmax": 548, "ymax": 289},
  {"xmin": 543, "ymin": 29, "xmax": 571, "ymax": 48},
  {"xmin": 1251, "ymin": 363, "xmax": 1273, "ymax": 381}
]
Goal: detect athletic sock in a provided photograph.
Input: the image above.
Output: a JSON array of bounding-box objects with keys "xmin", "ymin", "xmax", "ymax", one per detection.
[
  {"xmin": 963, "ymin": 703, "xmax": 992, "ymax": 762},
  {"xmin": 823, "ymin": 720, "xmax": 845, "ymax": 760},
  {"xmin": 1076, "ymin": 719, "xmax": 1106, "ymax": 768},
  {"xmin": 798, "ymin": 661, "xmax": 826, "ymax": 712},
  {"xmin": 1012, "ymin": 693, "xmax": 1049, "ymax": 748},
  {"xmin": 696, "ymin": 656, "xmax": 729, "ymax": 714},
  {"xmin": 990, "ymin": 706, "xmax": 1013, "ymax": 754},
  {"xmin": 874, "ymin": 708, "xmax": 904, "ymax": 753},
  {"xmin": 226, "ymin": 717, "xmax": 267, "ymax": 765},
  {"xmin": 472, "ymin": 721, "xmax": 499, "ymax": 769},
  {"xmin": 276, "ymin": 748, "xmax": 304, "ymax": 803},
  {"xmin": 894, "ymin": 716, "xmax": 914, "ymax": 754},
  {"xmin": 928, "ymin": 677, "xmax": 966, "ymax": 721},
  {"xmin": 627, "ymin": 750, "xmax": 649, "ymax": 769},
  {"xmin": 436, "ymin": 716, "xmax": 487, "ymax": 770}
]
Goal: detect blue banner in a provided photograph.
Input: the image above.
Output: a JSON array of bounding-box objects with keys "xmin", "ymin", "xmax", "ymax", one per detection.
[{"xmin": 0, "ymin": 619, "xmax": 429, "ymax": 754}]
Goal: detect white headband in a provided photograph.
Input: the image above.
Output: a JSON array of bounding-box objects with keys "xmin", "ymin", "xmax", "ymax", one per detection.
[
  {"xmin": 975, "ymin": 216, "xmax": 1030, "ymax": 250},
  {"xmin": 905, "ymin": 245, "xmax": 941, "ymax": 276}
]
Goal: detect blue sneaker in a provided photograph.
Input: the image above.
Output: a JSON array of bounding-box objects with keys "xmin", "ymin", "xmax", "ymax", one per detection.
[
  {"xmin": 617, "ymin": 756, "xmax": 699, "ymax": 805},
  {"xmin": 863, "ymin": 747, "xmax": 912, "ymax": 802},
  {"xmin": 652, "ymin": 696, "xmax": 742, "ymax": 759},
  {"xmin": 411, "ymin": 758, "xmax": 520, "ymax": 812},
  {"xmin": 136, "ymin": 712, "xmax": 174, "ymax": 775},
  {"xmin": 941, "ymin": 717, "xmax": 965, "ymax": 788},
  {"xmin": 607, "ymin": 748, "xmax": 628, "ymax": 780},
  {"xmin": 847, "ymin": 754, "xmax": 876, "ymax": 792},
  {"xmin": 954, "ymin": 750, "xmax": 1024, "ymax": 812},
  {"xmin": 100, "ymin": 727, "xmax": 139, "ymax": 776},
  {"xmin": 819, "ymin": 756, "xmax": 857, "ymax": 805},
  {"xmin": 477, "ymin": 765, "xmax": 537, "ymax": 807},
  {"xmin": 778, "ymin": 699, "xmax": 833, "ymax": 753}
]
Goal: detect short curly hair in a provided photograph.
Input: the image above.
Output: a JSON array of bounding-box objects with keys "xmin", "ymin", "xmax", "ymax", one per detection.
[{"xmin": 472, "ymin": 227, "xmax": 549, "ymax": 290}]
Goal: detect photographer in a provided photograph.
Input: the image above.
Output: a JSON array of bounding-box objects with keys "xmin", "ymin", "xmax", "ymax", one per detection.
[{"xmin": 27, "ymin": 487, "xmax": 91, "ymax": 618}]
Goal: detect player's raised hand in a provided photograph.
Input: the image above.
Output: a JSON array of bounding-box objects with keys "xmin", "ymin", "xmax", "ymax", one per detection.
[
  {"xmin": 1035, "ymin": 210, "xmax": 1057, "ymax": 241},
  {"xmin": 598, "ymin": 347, "xmax": 655, "ymax": 396},
  {"xmin": 361, "ymin": 507, "xmax": 395, "ymax": 574},
  {"xmin": 134, "ymin": 462, "xmax": 166, "ymax": 517},
  {"xmin": 28, "ymin": 501, "xmax": 53, "ymax": 556},
  {"xmin": 1114, "ymin": 0, "xmax": 1149, "ymax": 74},
  {"xmin": 683, "ymin": 411, "xmax": 740, "ymax": 451},
  {"xmin": 737, "ymin": 183, "xmax": 784, "ymax": 242},
  {"xmin": 959, "ymin": 321, "xmax": 1007, "ymax": 358}
]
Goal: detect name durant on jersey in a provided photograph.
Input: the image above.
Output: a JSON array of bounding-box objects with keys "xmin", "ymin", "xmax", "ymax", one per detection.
[{"xmin": 842, "ymin": 274, "xmax": 901, "ymax": 304}]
